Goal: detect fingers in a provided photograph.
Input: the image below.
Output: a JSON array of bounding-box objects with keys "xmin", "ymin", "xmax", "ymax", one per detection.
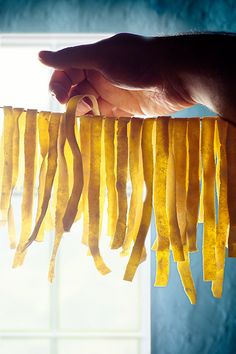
[
  {"xmin": 39, "ymin": 43, "xmax": 100, "ymax": 71},
  {"xmin": 49, "ymin": 69, "xmax": 86, "ymax": 103}
]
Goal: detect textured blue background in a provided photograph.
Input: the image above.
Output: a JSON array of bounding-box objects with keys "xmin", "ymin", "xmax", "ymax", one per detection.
[
  {"xmin": 1, "ymin": 1, "xmax": 236, "ymax": 353},
  {"xmin": 0, "ymin": 0, "xmax": 236, "ymax": 34}
]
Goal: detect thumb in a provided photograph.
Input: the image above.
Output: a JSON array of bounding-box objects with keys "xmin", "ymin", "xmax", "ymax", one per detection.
[{"xmin": 38, "ymin": 44, "xmax": 100, "ymax": 71}]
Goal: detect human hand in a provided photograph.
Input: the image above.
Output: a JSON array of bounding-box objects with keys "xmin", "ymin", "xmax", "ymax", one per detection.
[{"xmin": 39, "ymin": 32, "xmax": 236, "ymax": 120}]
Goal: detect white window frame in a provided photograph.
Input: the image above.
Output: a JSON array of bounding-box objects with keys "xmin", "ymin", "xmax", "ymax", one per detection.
[{"xmin": 0, "ymin": 34, "xmax": 151, "ymax": 354}]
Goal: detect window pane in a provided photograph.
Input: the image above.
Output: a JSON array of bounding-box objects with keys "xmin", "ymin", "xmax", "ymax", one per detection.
[
  {"xmin": 0, "ymin": 339, "xmax": 50, "ymax": 354},
  {"xmin": 0, "ymin": 195, "xmax": 50, "ymax": 331},
  {"xmin": 0, "ymin": 47, "xmax": 51, "ymax": 110},
  {"xmin": 58, "ymin": 339, "xmax": 139, "ymax": 354},
  {"xmin": 58, "ymin": 219, "xmax": 143, "ymax": 332}
]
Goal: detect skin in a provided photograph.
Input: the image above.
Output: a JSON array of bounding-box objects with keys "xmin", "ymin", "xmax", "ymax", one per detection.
[{"xmin": 39, "ymin": 32, "xmax": 236, "ymax": 123}]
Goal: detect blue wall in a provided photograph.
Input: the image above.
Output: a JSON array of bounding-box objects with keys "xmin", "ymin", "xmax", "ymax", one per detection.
[
  {"xmin": 1, "ymin": 1, "xmax": 236, "ymax": 353},
  {"xmin": 0, "ymin": 0, "xmax": 236, "ymax": 34}
]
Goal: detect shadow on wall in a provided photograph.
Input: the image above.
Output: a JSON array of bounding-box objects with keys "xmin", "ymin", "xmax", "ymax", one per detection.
[
  {"xmin": 0, "ymin": 0, "xmax": 236, "ymax": 34},
  {"xmin": 151, "ymin": 222, "xmax": 236, "ymax": 354}
]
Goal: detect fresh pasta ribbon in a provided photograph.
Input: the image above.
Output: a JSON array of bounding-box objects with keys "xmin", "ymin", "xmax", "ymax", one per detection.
[
  {"xmin": 62, "ymin": 96, "xmax": 84, "ymax": 231},
  {"xmin": 226, "ymin": 120, "xmax": 236, "ymax": 258},
  {"xmin": 3, "ymin": 108, "xmax": 24, "ymax": 247},
  {"xmin": 48, "ymin": 113, "xmax": 69, "ymax": 282},
  {"xmin": 22, "ymin": 112, "xmax": 61, "ymax": 252},
  {"xmin": 122, "ymin": 117, "xmax": 143, "ymax": 256},
  {"xmin": 173, "ymin": 119, "xmax": 188, "ymax": 246},
  {"xmin": 177, "ymin": 246, "xmax": 197, "ymax": 304},
  {"xmin": 1, "ymin": 98, "xmax": 235, "ymax": 303},
  {"xmin": 201, "ymin": 118, "xmax": 217, "ymax": 281},
  {"xmin": 153, "ymin": 117, "xmax": 170, "ymax": 287},
  {"xmin": 186, "ymin": 118, "xmax": 200, "ymax": 252},
  {"xmin": 166, "ymin": 119, "xmax": 185, "ymax": 262},
  {"xmin": 13, "ymin": 109, "xmax": 37, "ymax": 266},
  {"xmin": 0, "ymin": 108, "xmax": 22, "ymax": 223},
  {"xmin": 88, "ymin": 116, "xmax": 111, "ymax": 275},
  {"xmin": 212, "ymin": 119, "xmax": 229, "ymax": 297},
  {"xmin": 111, "ymin": 117, "xmax": 130, "ymax": 249},
  {"xmin": 35, "ymin": 111, "xmax": 51, "ymax": 242},
  {"xmin": 79, "ymin": 116, "xmax": 91, "ymax": 245},
  {"xmin": 124, "ymin": 118, "xmax": 154, "ymax": 281},
  {"xmin": 104, "ymin": 117, "xmax": 118, "ymax": 239}
]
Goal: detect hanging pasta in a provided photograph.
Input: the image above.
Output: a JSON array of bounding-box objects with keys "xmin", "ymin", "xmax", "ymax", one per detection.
[{"xmin": 0, "ymin": 94, "xmax": 235, "ymax": 304}]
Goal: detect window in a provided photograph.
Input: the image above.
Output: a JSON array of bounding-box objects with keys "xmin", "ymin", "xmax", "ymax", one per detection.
[{"xmin": 0, "ymin": 34, "xmax": 150, "ymax": 354}]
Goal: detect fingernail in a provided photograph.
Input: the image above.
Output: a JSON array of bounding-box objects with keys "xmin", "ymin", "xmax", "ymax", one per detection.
[{"xmin": 38, "ymin": 50, "xmax": 52, "ymax": 62}]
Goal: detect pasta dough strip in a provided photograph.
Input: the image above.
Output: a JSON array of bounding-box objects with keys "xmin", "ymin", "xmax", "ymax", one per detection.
[
  {"xmin": 0, "ymin": 107, "xmax": 15, "ymax": 222},
  {"xmin": 124, "ymin": 118, "xmax": 154, "ymax": 281},
  {"xmin": 48, "ymin": 113, "xmax": 69, "ymax": 282},
  {"xmin": 212, "ymin": 119, "xmax": 229, "ymax": 297},
  {"xmin": 6, "ymin": 108, "xmax": 24, "ymax": 247},
  {"xmin": 88, "ymin": 116, "xmax": 111, "ymax": 274},
  {"xmin": 186, "ymin": 118, "xmax": 200, "ymax": 252},
  {"xmin": 172, "ymin": 119, "xmax": 196, "ymax": 302},
  {"xmin": 62, "ymin": 96, "xmax": 84, "ymax": 231},
  {"xmin": 111, "ymin": 117, "xmax": 130, "ymax": 249},
  {"xmin": 226, "ymin": 121, "xmax": 236, "ymax": 257},
  {"xmin": 177, "ymin": 247, "xmax": 197, "ymax": 304},
  {"xmin": 13, "ymin": 109, "xmax": 37, "ymax": 267},
  {"xmin": 173, "ymin": 119, "xmax": 188, "ymax": 246},
  {"xmin": 104, "ymin": 117, "xmax": 118, "ymax": 238},
  {"xmin": 22, "ymin": 112, "xmax": 61, "ymax": 250},
  {"xmin": 35, "ymin": 111, "xmax": 50, "ymax": 242},
  {"xmin": 122, "ymin": 117, "xmax": 143, "ymax": 256},
  {"xmin": 201, "ymin": 118, "xmax": 216, "ymax": 281},
  {"xmin": 166, "ymin": 120, "xmax": 184, "ymax": 262},
  {"xmin": 153, "ymin": 117, "xmax": 170, "ymax": 286},
  {"xmin": 79, "ymin": 116, "xmax": 91, "ymax": 245}
]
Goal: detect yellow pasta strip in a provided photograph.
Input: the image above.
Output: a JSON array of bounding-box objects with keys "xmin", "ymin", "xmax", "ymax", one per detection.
[
  {"xmin": 104, "ymin": 117, "xmax": 118, "ymax": 238},
  {"xmin": 75, "ymin": 116, "xmax": 89, "ymax": 223},
  {"xmin": 21, "ymin": 112, "xmax": 61, "ymax": 251},
  {"xmin": 173, "ymin": 119, "xmax": 188, "ymax": 246},
  {"xmin": 0, "ymin": 107, "xmax": 14, "ymax": 222},
  {"xmin": 99, "ymin": 121, "xmax": 106, "ymax": 238},
  {"xmin": 212, "ymin": 119, "xmax": 229, "ymax": 297},
  {"xmin": 12, "ymin": 109, "xmax": 24, "ymax": 188},
  {"xmin": 201, "ymin": 118, "xmax": 216, "ymax": 281},
  {"xmin": 186, "ymin": 118, "xmax": 200, "ymax": 252},
  {"xmin": 88, "ymin": 116, "xmax": 111, "ymax": 275},
  {"xmin": 122, "ymin": 117, "xmax": 143, "ymax": 256},
  {"xmin": 124, "ymin": 118, "xmax": 154, "ymax": 281},
  {"xmin": 166, "ymin": 119, "xmax": 185, "ymax": 262},
  {"xmin": 48, "ymin": 114, "xmax": 69, "ymax": 282},
  {"xmin": 172, "ymin": 119, "xmax": 196, "ymax": 300},
  {"xmin": 226, "ymin": 121, "xmax": 236, "ymax": 257},
  {"xmin": 13, "ymin": 109, "xmax": 37, "ymax": 267},
  {"xmin": 78, "ymin": 116, "xmax": 91, "ymax": 245},
  {"xmin": 0, "ymin": 132, "xmax": 3, "ymax": 214},
  {"xmin": 111, "ymin": 117, "xmax": 130, "ymax": 249},
  {"xmin": 7, "ymin": 108, "xmax": 24, "ymax": 247},
  {"xmin": 177, "ymin": 246, "xmax": 197, "ymax": 304},
  {"xmin": 62, "ymin": 97, "xmax": 85, "ymax": 231},
  {"xmin": 35, "ymin": 111, "xmax": 50, "ymax": 241},
  {"xmin": 153, "ymin": 117, "xmax": 170, "ymax": 286},
  {"xmin": 15, "ymin": 111, "xmax": 26, "ymax": 191},
  {"xmin": 198, "ymin": 174, "xmax": 204, "ymax": 223}
]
